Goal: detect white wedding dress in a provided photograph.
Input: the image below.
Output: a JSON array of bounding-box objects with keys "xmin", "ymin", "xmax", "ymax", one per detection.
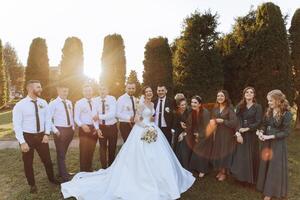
[{"xmin": 61, "ymin": 104, "xmax": 195, "ymax": 200}]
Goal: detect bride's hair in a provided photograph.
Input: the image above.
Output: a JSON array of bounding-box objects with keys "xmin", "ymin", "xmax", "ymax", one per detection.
[{"xmin": 142, "ymin": 86, "xmax": 152, "ymax": 95}]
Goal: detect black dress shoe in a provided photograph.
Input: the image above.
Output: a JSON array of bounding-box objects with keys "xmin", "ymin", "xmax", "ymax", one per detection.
[
  {"xmin": 29, "ymin": 185, "xmax": 37, "ymax": 194},
  {"xmin": 49, "ymin": 179, "xmax": 61, "ymax": 185}
]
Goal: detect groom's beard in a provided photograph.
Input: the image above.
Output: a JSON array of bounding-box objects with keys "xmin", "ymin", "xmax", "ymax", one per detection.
[{"xmin": 33, "ymin": 90, "xmax": 42, "ymax": 97}]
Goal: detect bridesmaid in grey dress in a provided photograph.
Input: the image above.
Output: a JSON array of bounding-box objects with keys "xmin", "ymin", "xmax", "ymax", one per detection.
[
  {"xmin": 231, "ymin": 87, "xmax": 262, "ymax": 185},
  {"xmin": 256, "ymin": 90, "xmax": 292, "ymax": 200},
  {"xmin": 210, "ymin": 90, "xmax": 238, "ymax": 181},
  {"xmin": 189, "ymin": 96, "xmax": 212, "ymax": 178},
  {"xmin": 172, "ymin": 97, "xmax": 190, "ymax": 169}
]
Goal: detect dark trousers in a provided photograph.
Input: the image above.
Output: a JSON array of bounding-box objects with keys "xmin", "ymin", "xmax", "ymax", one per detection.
[
  {"xmin": 79, "ymin": 125, "xmax": 98, "ymax": 172},
  {"xmin": 161, "ymin": 127, "xmax": 172, "ymax": 146},
  {"xmin": 22, "ymin": 133, "xmax": 55, "ymax": 186},
  {"xmin": 53, "ymin": 127, "xmax": 74, "ymax": 181},
  {"xmin": 99, "ymin": 124, "xmax": 118, "ymax": 169},
  {"xmin": 119, "ymin": 122, "xmax": 133, "ymax": 142}
]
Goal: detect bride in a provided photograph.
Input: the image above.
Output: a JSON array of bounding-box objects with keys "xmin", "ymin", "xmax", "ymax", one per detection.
[{"xmin": 61, "ymin": 86, "xmax": 195, "ymax": 200}]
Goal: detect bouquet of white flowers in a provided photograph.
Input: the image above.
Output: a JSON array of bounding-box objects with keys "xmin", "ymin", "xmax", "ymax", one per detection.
[{"xmin": 141, "ymin": 126, "xmax": 158, "ymax": 143}]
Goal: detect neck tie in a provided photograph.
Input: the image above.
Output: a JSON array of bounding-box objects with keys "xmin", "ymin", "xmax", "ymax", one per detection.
[
  {"xmin": 87, "ymin": 99, "xmax": 92, "ymax": 111},
  {"xmin": 31, "ymin": 100, "xmax": 40, "ymax": 133},
  {"xmin": 101, "ymin": 99, "xmax": 106, "ymax": 125},
  {"xmin": 62, "ymin": 100, "xmax": 71, "ymax": 126},
  {"xmin": 158, "ymin": 99, "xmax": 163, "ymax": 128},
  {"xmin": 130, "ymin": 96, "xmax": 136, "ymax": 118}
]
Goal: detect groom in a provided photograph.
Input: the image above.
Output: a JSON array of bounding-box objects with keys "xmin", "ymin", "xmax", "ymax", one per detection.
[{"xmin": 153, "ymin": 84, "xmax": 174, "ymax": 146}]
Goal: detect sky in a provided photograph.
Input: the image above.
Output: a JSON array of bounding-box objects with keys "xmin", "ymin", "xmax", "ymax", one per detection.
[{"xmin": 1, "ymin": 0, "xmax": 299, "ymax": 81}]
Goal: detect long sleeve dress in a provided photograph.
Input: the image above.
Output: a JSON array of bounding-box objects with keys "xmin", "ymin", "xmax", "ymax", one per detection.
[
  {"xmin": 172, "ymin": 109, "xmax": 191, "ymax": 170},
  {"xmin": 256, "ymin": 111, "xmax": 292, "ymax": 199},
  {"xmin": 231, "ymin": 103, "xmax": 262, "ymax": 184},
  {"xmin": 189, "ymin": 108, "xmax": 212, "ymax": 174},
  {"xmin": 210, "ymin": 106, "xmax": 238, "ymax": 170}
]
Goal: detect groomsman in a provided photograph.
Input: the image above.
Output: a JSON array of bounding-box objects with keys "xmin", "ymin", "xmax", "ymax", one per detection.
[
  {"xmin": 117, "ymin": 82, "xmax": 137, "ymax": 142},
  {"xmin": 49, "ymin": 84, "xmax": 74, "ymax": 182},
  {"xmin": 93, "ymin": 84, "xmax": 118, "ymax": 169},
  {"xmin": 74, "ymin": 84, "xmax": 99, "ymax": 172},
  {"xmin": 154, "ymin": 85, "xmax": 174, "ymax": 145},
  {"xmin": 12, "ymin": 80, "xmax": 59, "ymax": 194}
]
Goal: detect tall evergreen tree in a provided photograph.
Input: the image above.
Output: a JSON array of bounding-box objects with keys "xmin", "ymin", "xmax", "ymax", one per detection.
[
  {"xmin": 217, "ymin": 10, "xmax": 257, "ymax": 104},
  {"xmin": 127, "ymin": 70, "xmax": 141, "ymax": 96},
  {"xmin": 289, "ymin": 8, "xmax": 300, "ymax": 128},
  {"xmin": 219, "ymin": 3, "xmax": 292, "ymax": 106},
  {"xmin": 100, "ymin": 34, "xmax": 126, "ymax": 97},
  {"xmin": 143, "ymin": 37, "xmax": 173, "ymax": 93},
  {"xmin": 251, "ymin": 2, "xmax": 293, "ymax": 106},
  {"xmin": 25, "ymin": 38, "xmax": 50, "ymax": 100},
  {"xmin": 0, "ymin": 40, "xmax": 8, "ymax": 108},
  {"xmin": 3, "ymin": 42, "xmax": 25, "ymax": 95},
  {"xmin": 60, "ymin": 37, "xmax": 84, "ymax": 101},
  {"xmin": 173, "ymin": 11, "xmax": 223, "ymax": 101}
]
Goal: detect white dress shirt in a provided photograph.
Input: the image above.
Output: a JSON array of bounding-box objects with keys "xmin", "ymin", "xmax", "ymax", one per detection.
[
  {"xmin": 13, "ymin": 96, "xmax": 51, "ymax": 144},
  {"xmin": 92, "ymin": 95, "xmax": 117, "ymax": 128},
  {"xmin": 49, "ymin": 96, "xmax": 74, "ymax": 133},
  {"xmin": 117, "ymin": 93, "xmax": 137, "ymax": 123},
  {"xmin": 74, "ymin": 98, "xmax": 97, "ymax": 127},
  {"xmin": 155, "ymin": 96, "xmax": 167, "ymax": 127}
]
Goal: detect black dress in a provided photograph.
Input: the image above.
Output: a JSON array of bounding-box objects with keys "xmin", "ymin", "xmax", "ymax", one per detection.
[
  {"xmin": 256, "ymin": 111, "xmax": 292, "ymax": 199},
  {"xmin": 210, "ymin": 106, "xmax": 238, "ymax": 170},
  {"xmin": 231, "ymin": 103, "xmax": 262, "ymax": 184},
  {"xmin": 172, "ymin": 109, "xmax": 190, "ymax": 169},
  {"xmin": 189, "ymin": 108, "xmax": 212, "ymax": 174}
]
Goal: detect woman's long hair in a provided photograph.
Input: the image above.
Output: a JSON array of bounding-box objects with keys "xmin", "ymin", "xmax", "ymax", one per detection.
[
  {"xmin": 213, "ymin": 90, "xmax": 232, "ymax": 118},
  {"xmin": 191, "ymin": 95, "xmax": 203, "ymax": 115},
  {"xmin": 190, "ymin": 95, "xmax": 203, "ymax": 133},
  {"xmin": 266, "ymin": 89, "xmax": 290, "ymax": 121},
  {"xmin": 237, "ymin": 87, "xmax": 256, "ymax": 113},
  {"xmin": 214, "ymin": 90, "xmax": 232, "ymax": 108}
]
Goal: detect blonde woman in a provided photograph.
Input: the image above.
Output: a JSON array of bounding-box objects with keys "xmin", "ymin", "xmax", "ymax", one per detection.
[{"xmin": 256, "ymin": 90, "xmax": 292, "ymax": 200}]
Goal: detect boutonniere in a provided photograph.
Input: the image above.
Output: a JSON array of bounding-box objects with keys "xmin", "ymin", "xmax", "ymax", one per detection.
[
  {"xmin": 38, "ymin": 104, "xmax": 45, "ymax": 109},
  {"xmin": 165, "ymin": 107, "xmax": 170, "ymax": 113}
]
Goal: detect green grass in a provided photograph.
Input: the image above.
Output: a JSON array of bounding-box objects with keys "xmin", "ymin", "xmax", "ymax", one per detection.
[
  {"xmin": 0, "ymin": 132, "xmax": 299, "ymax": 200},
  {"xmin": 0, "ymin": 110, "xmax": 14, "ymax": 140}
]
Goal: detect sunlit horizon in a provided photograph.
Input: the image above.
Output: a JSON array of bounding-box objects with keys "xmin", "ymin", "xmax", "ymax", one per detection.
[{"xmin": 1, "ymin": 0, "xmax": 299, "ymax": 81}]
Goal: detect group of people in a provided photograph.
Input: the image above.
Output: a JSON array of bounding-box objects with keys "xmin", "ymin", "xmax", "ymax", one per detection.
[
  {"xmin": 171, "ymin": 87, "xmax": 291, "ymax": 200},
  {"xmin": 12, "ymin": 79, "xmax": 292, "ymax": 200}
]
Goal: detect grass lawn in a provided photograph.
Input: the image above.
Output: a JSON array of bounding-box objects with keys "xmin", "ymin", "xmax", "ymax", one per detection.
[
  {"xmin": 0, "ymin": 132, "xmax": 299, "ymax": 200},
  {"xmin": 0, "ymin": 110, "xmax": 14, "ymax": 140}
]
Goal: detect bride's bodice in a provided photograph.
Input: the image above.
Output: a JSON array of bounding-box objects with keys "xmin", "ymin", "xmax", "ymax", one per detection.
[{"xmin": 141, "ymin": 106, "xmax": 155, "ymax": 124}]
